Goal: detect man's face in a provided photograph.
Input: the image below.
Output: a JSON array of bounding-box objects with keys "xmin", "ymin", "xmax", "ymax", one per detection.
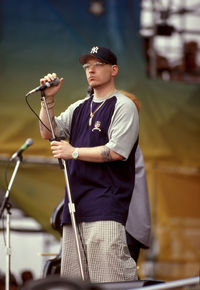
[{"xmin": 82, "ymin": 57, "xmax": 118, "ymax": 89}]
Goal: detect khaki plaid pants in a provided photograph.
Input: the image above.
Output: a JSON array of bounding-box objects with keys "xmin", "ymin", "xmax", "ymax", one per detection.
[{"xmin": 61, "ymin": 220, "xmax": 138, "ymax": 283}]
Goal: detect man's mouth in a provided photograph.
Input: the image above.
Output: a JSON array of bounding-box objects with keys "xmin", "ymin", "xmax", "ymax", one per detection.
[{"xmin": 88, "ymin": 76, "xmax": 95, "ymax": 81}]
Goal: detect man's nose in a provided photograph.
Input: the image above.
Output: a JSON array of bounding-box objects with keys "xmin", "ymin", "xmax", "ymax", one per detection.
[{"xmin": 88, "ymin": 64, "xmax": 96, "ymax": 72}]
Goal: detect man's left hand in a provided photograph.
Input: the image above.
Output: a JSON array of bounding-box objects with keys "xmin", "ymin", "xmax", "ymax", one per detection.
[{"xmin": 50, "ymin": 140, "xmax": 74, "ymax": 160}]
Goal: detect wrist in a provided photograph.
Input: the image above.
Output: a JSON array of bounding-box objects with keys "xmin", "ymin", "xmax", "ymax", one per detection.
[
  {"xmin": 41, "ymin": 99, "xmax": 55, "ymax": 109},
  {"xmin": 45, "ymin": 96, "xmax": 55, "ymax": 102},
  {"xmin": 72, "ymin": 147, "xmax": 79, "ymax": 160}
]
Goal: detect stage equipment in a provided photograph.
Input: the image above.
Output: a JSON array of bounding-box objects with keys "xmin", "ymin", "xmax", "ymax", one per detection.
[
  {"xmin": 10, "ymin": 138, "xmax": 33, "ymax": 161},
  {"xmin": 21, "ymin": 275, "xmax": 200, "ymax": 290},
  {"xmin": 42, "ymin": 199, "xmax": 64, "ymax": 277},
  {"xmin": 94, "ymin": 280, "xmax": 163, "ymax": 290},
  {"xmin": 130, "ymin": 276, "xmax": 200, "ymax": 290},
  {"xmin": 0, "ymin": 138, "xmax": 33, "ymax": 290},
  {"xmin": 21, "ymin": 274, "xmax": 100, "ymax": 290},
  {"xmin": 21, "ymin": 275, "xmax": 164, "ymax": 290}
]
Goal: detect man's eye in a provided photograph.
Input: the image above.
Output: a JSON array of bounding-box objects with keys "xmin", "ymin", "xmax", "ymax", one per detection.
[
  {"xmin": 83, "ymin": 64, "xmax": 90, "ymax": 70},
  {"xmin": 94, "ymin": 62, "xmax": 103, "ymax": 67}
]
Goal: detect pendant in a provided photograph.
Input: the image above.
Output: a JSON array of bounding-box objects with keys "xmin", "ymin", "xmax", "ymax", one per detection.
[{"xmin": 89, "ymin": 113, "xmax": 94, "ymax": 126}]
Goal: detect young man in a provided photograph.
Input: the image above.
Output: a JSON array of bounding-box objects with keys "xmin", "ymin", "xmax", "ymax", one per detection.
[{"xmin": 39, "ymin": 46, "xmax": 139, "ymax": 282}]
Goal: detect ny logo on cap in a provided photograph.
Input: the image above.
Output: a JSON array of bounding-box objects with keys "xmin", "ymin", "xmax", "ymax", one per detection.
[{"xmin": 90, "ymin": 46, "xmax": 99, "ymax": 54}]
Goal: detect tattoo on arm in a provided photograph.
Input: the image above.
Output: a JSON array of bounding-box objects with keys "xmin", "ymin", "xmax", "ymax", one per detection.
[
  {"xmin": 39, "ymin": 116, "xmax": 56, "ymax": 132},
  {"xmin": 51, "ymin": 116, "xmax": 57, "ymax": 130},
  {"xmin": 101, "ymin": 146, "xmax": 113, "ymax": 162}
]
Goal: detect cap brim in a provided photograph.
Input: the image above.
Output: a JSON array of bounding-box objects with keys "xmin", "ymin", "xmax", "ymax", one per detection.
[
  {"xmin": 80, "ymin": 54, "xmax": 94, "ymax": 64},
  {"xmin": 80, "ymin": 53, "xmax": 110, "ymax": 65}
]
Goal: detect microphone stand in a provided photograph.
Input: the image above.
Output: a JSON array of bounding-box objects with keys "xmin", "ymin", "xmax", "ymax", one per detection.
[
  {"xmin": 41, "ymin": 91, "xmax": 85, "ymax": 281},
  {"xmin": 0, "ymin": 156, "xmax": 22, "ymax": 290}
]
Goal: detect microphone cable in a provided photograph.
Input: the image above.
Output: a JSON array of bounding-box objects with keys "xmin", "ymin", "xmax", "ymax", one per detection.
[{"xmin": 25, "ymin": 93, "xmax": 53, "ymax": 134}]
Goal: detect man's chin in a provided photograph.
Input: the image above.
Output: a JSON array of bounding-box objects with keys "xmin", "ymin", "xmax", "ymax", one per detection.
[{"xmin": 89, "ymin": 83, "xmax": 100, "ymax": 89}]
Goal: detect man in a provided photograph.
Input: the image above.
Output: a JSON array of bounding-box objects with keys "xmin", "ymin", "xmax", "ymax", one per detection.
[
  {"xmin": 118, "ymin": 90, "xmax": 151, "ymax": 263},
  {"xmin": 126, "ymin": 145, "xmax": 151, "ymax": 263},
  {"xmin": 39, "ymin": 46, "xmax": 139, "ymax": 282}
]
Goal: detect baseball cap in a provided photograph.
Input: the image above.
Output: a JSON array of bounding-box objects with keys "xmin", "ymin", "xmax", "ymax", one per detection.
[{"xmin": 80, "ymin": 46, "xmax": 117, "ymax": 65}]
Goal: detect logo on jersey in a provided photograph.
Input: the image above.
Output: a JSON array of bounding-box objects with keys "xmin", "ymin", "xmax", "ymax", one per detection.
[
  {"xmin": 90, "ymin": 46, "xmax": 99, "ymax": 54},
  {"xmin": 92, "ymin": 121, "xmax": 101, "ymax": 132}
]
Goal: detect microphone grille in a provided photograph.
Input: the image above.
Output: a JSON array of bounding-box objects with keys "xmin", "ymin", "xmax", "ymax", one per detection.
[
  {"xmin": 53, "ymin": 78, "xmax": 60, "ymax": 85},
  {"xmin": 26, "ymin": 138, "xmax": 34, "ymax": 147}
]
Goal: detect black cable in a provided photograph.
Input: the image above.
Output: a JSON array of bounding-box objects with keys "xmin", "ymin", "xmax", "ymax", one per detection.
[
  {"xmin": 0, "ymin": 209, "xmax": 6, "ymax": 246},
  {"xmin": 1, "ymin": 218, "xmax": 6, "ymax": 246},
  {"xmin": 25, "ymin": 93, "xmax": 52, "ymax": 133},
  {"xmin": 4, "ymin": 158, "xmax": 11, "ymax": 189}
]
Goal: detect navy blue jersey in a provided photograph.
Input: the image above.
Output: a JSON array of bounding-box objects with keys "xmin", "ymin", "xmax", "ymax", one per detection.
[{"xmin": 55, "ymin": 92, "xmax": 139, "ymax": 226}]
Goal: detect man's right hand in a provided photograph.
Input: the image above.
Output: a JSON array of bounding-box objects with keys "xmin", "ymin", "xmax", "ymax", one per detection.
[{"xmin": 40, "ymin": 72, "xmax": 64, "ymax": 99}]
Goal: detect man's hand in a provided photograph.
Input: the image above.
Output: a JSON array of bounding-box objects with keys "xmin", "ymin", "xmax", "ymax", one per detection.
[
  {"xmin": 50, "ymin": 140, "xmax": 74, "ymax": 160},
  {"xmin": 40, "ymin": 72, "xmax": 64, "ymax": 99}
]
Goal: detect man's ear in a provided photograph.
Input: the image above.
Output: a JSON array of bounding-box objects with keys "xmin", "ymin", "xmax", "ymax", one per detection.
[{"xmin": 111, "ymin": 65, "xmax": 118, "ymax": 76}]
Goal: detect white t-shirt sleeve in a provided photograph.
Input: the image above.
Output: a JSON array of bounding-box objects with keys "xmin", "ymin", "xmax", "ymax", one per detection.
[
  {"xmin": 106, "ymin": 94, "xmax": 139, "ymax": 159},
  {"xmin": 55, "ymin": 99, "xmax": 85, "ymax": 140}
]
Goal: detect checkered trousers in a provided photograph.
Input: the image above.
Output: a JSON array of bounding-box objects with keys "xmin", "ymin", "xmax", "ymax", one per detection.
[{"xmin": 61, "ymin": 220, "xmax": 138, "ymax": 283}]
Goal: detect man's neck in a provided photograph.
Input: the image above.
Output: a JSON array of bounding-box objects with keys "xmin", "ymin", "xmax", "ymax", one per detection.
[{"xmin": 93, "ymin": 85, "xmax": 117, "ymax": 100}]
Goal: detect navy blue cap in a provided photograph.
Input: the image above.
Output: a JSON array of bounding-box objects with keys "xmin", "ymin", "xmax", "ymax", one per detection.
[{"xmin": 80, "ymin": 46, "xmax": 117, "ymax": 65}]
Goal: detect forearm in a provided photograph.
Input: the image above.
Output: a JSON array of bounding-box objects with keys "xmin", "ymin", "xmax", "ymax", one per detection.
[
  {"xmin": 39, "ymin": 99, "xmax": 58, "ymax": 139},
  {"xmin": 51, "ymin": 141, "xmax": 124, "ymax": 162},
  {"xmin": 75, "ymin": 145, "xmax": 123, "ymax": 163}
]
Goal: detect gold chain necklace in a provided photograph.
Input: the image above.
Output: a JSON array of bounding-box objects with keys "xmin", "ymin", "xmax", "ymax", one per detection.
[{"xmin": 89, "ymin": 98, "xmax": 107, "ymax": 126}]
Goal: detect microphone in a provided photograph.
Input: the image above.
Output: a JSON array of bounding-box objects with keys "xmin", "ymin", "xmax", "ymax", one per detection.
[
  {"xmin": 26, "ymin": 78, "xmax": 60, "ymax": 96},
  {"xmin": 10, "ymin": 138, "xmax": 34, "ymax": 160}
]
